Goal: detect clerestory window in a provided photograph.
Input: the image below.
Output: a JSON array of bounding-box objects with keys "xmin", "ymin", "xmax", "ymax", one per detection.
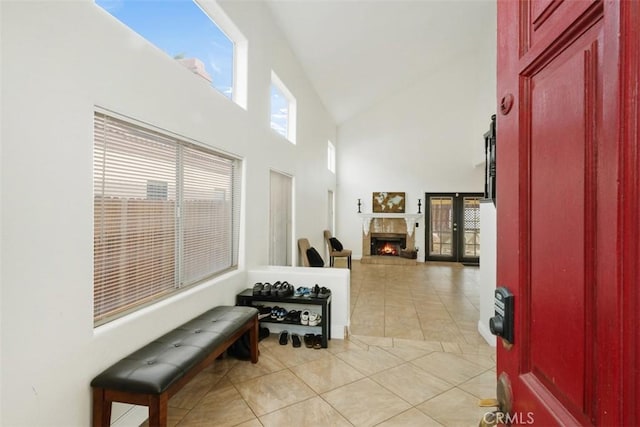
[
  {"xmin": 270, "ymin": 71, "xmax": 297, "ymax": 143},
  {"xmin": 96, "ymin": 0, "xmax": 247, "ymax": 108}
]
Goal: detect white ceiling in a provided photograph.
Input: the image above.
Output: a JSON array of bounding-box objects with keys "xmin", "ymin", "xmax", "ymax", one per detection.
[{"xmin": 265, "ymin": 0, "xmax": 496, "ymax": 124}]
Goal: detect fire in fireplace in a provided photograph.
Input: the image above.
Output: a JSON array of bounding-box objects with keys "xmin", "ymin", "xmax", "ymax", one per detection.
[{"xmin": 371, "ymin": 233, "xmax": 407, "ymax": 257}]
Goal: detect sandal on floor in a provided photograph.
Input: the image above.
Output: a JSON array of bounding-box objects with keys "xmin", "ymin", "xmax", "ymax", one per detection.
[
  {"xmin": 291, "ymin": 334, "xmax": 301, "ymax": 348},
  {"xmin": 303, "ymin": 333, "xmax": 314, "ymax": 348},
  {"xmin": 279, "ymin": 330, "xmax": 288, "ymax": 345},
  {"xmin": 313, "ymin": 334, "xmax": 322, "ymax": 349}
]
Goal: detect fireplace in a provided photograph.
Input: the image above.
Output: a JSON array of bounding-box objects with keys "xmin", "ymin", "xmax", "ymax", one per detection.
[{"xmin": 370, "ymin": 233, "xmax": 406, "ymax": 257}]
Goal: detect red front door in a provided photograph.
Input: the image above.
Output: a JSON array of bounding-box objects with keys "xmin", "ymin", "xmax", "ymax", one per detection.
[{"xmin": 496, "ymin": 1, "xmax": 639, "ymax": 425}]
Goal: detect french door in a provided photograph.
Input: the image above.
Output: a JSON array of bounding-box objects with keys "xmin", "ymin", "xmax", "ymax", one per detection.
[{"xmin": 425, "ymin": 192, "xmax": 482, "ymax": 264}]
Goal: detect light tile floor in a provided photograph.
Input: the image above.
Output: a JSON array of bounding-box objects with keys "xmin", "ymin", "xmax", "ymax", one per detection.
[{"xmin": 144, "ymin": 261, "xmax": 496, "ymax": 426}]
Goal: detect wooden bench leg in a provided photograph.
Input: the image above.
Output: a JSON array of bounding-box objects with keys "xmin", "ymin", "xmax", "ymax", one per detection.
[
  {"xmin": 92, "ymin": 388, "xmax": 111, "ymax": 427},
  {"xmin": 250, "ymin": 315, "xmax": 259, "ymax": 364},
  {"xmin": 149, "ymin": 393, "xmax": 168, "ymax": 427}
]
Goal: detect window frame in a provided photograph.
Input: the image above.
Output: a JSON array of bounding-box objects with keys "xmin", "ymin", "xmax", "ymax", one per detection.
[
  {"xmin": 93, "ymin": 110, "xmax": 242, "ymax": 325},
  {"xmin": 95, "ymin": 0, "xmax": 248, "ymax": 109},
  {"xmin": 270, "ymin": 70, "xmax": 297, "ymax": 144},
  {"xmin": 328, "ymin": 140, "xmax": 336, "ymax": 173}
]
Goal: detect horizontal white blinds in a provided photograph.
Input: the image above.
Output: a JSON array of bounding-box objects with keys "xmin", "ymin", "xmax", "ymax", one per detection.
[{"xmin": 93, "ymin": 112, "xmax": 239, "ymax": 324}]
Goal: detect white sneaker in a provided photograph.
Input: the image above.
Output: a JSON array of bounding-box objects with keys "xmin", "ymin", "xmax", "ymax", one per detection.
[
  {"xmin": 308, "ymin": 312, "xmax": 321, "ymax": 326},
  {"xmin": 300, "ymin": 310, "xmax": 310, "ymax": 325}
]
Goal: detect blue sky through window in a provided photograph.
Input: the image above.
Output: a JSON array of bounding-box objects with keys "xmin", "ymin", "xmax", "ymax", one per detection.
[
  {"xmin": 97, "ymin": 0, "xmax": 234, "ymax": 98},
  {"xmin": 270, "ymin": 84, "xmax": 289, "ymax": 138}
]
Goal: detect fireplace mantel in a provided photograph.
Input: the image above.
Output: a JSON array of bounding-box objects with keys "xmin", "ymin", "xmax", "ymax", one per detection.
[{"xmin": 359, "ymin": 213, "xmax": 423, "ymax": 237}]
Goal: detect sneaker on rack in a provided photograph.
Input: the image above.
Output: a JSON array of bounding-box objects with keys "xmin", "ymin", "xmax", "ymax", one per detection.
[
  {"xmin": 300, "ymin": 310, "xmax": 310, "ymax": 325},
  {"xmin": 257, "ymin": 305, "xmax": 272, "ymax": 319},
  {"xmin": 270, "ymin": 306, "xmax": 280, "ymax": 319},
  {"xmin": 276, "ymin": 307, "xmax": 288, "ymax": 321},
  {"xmin": 308, "ymin": 312, "xmax": 321, "ymax": 326}
]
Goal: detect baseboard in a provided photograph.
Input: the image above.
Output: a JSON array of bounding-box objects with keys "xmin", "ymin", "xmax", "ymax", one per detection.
[{"xmin": 477, "ymin": 320, "xmax": 496, "ymax": 347}]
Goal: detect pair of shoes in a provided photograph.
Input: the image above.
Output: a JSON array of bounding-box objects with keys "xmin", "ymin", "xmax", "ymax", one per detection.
[
  {"xmin": 271, "ymin": 306, "xmax": 287, "ymax": 320},
  {"xmin": 261, "ymin": 283, "xmax": 272, "ymax": 296},
  {"xmin": 272, "ymin": 281, "xmax": 293, "ymax": 297},
  {"xmin": 318, "ymin": 287, "xmax": 331, "ymax": 298},
  {"xmin": 300, "ymin": 310, "xmax": 310, "ymax": 325},
  {"xmin": 284, "ymin": 310, "xmax": 301, "ymax": 323},
  {"xmin": 294, "ymin": 286, "xmax": 311, "ymax": 297},
  {"xmin": 308, "ymin": 312, "xmax": 321, "ymax": 326},
  {"xmin": 279, "ymin": 330, "xmax": 288, "ymax": 345}
]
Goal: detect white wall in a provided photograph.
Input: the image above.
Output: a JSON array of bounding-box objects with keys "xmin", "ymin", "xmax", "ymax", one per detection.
[
  {"xmin": 335, "ymin": 27, "xmax": 496, "ymax": 260},
  {"xmin": 0, "ymin": 0, "xmax": 3, "ymax": 419},
  {"xmin": 0, "ymin": 1, "xmax": 335, "ymax": 425},
  {"xmin": 479, "ymin": 201, "xmax": 497, "ymax": 346}
]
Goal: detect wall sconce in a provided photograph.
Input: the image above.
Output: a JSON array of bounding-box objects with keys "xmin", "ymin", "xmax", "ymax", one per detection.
[
  {"xmin": 417, "ymin": 198, "xmax": 422, "ymax": 214},
  {"xmin": 357, "ymin": 198, "xmax": 362, "ymax": 213}
]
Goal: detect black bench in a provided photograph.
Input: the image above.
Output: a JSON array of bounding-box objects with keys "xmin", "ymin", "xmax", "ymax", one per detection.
[{"xmin": 91, "ymin": 306, "xmax": 259, "ymax": 427}]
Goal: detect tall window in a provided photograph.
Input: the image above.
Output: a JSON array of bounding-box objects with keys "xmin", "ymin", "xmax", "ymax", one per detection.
[
  {"xmin": 93, "ymin": 112, "xmax": 241, "ymax": 324},
  {"xmin": 270, "ymin": 71, "xmax": 297, "ymax": 143},
  {"xmin": 328, "ymin": 140, "xmax": 336, "ymax": 173},
  {"xmin": 96, "ymin": 0, "xmax": 247, "ymax": 108}
]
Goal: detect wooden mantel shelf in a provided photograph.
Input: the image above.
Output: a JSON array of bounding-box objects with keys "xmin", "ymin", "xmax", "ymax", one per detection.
[{"xmin": 358, "ymin": 213, "xmax": 423, "ymax": 237}]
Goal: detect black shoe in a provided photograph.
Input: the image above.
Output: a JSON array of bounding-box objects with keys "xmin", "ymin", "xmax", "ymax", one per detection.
[
  {"xmin": 291, "ymin": 334, "xmax": 301, "ymax": 348},
  {"xmin": 310, "ymin": 284, "xmax": 320, "ymax": 298},
  {"xmin": 318, "ymin": 287, "xmax": 331, "ymax": 298},
  {"xmin": 313, "ymin": 335, "xmax": 323, "ymax": 349},
  {"xmin": 259, "ymin": 327, "xmax": 270, "ymax": 340},
  {"xmin": 303, "ymin": 333, "xmax": 314, "ymax": 348},
  {"xmin": 279, "ymin": 330, "xmax": 288, "ymax": 345},
  {"xmin": 252, "ymin": 282, "xmax": 263, "ymax": 296}
]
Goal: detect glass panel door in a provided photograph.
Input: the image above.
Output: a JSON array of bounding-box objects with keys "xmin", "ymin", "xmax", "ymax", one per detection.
[
  {"xmin": 429, "ymin": 196, "xmax": 455, "ymax": 258},
  {"xmin": 426, "ymin": 193, "xmax": 482, "ymax": 264},
  {"xmin": 461, "ymin": 196, "xmax": 481, "ymax": 261}
]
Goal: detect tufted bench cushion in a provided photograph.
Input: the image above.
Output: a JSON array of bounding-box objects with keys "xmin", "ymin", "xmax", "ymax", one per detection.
[{"xmin": 91, "ymin": 305, "xmax": 259, "ymax": 426}]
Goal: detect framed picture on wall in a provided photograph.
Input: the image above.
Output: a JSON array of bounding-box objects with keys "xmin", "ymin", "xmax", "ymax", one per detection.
[{"xmin": 372, "ymin": 192, "xmax": 405, "ymax": 213}]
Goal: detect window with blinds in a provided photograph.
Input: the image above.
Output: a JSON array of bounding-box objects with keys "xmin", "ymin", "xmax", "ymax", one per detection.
[{"xmin": 93, "ymin": 112, "xmax": 241, "ymax": 325}]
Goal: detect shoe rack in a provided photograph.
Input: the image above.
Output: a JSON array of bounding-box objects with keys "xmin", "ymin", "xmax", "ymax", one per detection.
[{"xmin": 235, "ymin": 288, "xmax": 332, "ymax": 348}]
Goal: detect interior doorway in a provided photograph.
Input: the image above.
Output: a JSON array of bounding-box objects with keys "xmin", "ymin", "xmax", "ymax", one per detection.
[
  {"xmin": 425, "ymin": 192, "xmax": 482, "ymax": 264},
  {"xmin": 268, "ymin": 170, "xmax": 292, "ymax": 266}
]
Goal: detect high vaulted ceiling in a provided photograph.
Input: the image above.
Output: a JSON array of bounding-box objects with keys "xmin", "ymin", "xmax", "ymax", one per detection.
[{"xmin": 265, "ymin": 0, "xmax": 496, "ymax": 124}]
